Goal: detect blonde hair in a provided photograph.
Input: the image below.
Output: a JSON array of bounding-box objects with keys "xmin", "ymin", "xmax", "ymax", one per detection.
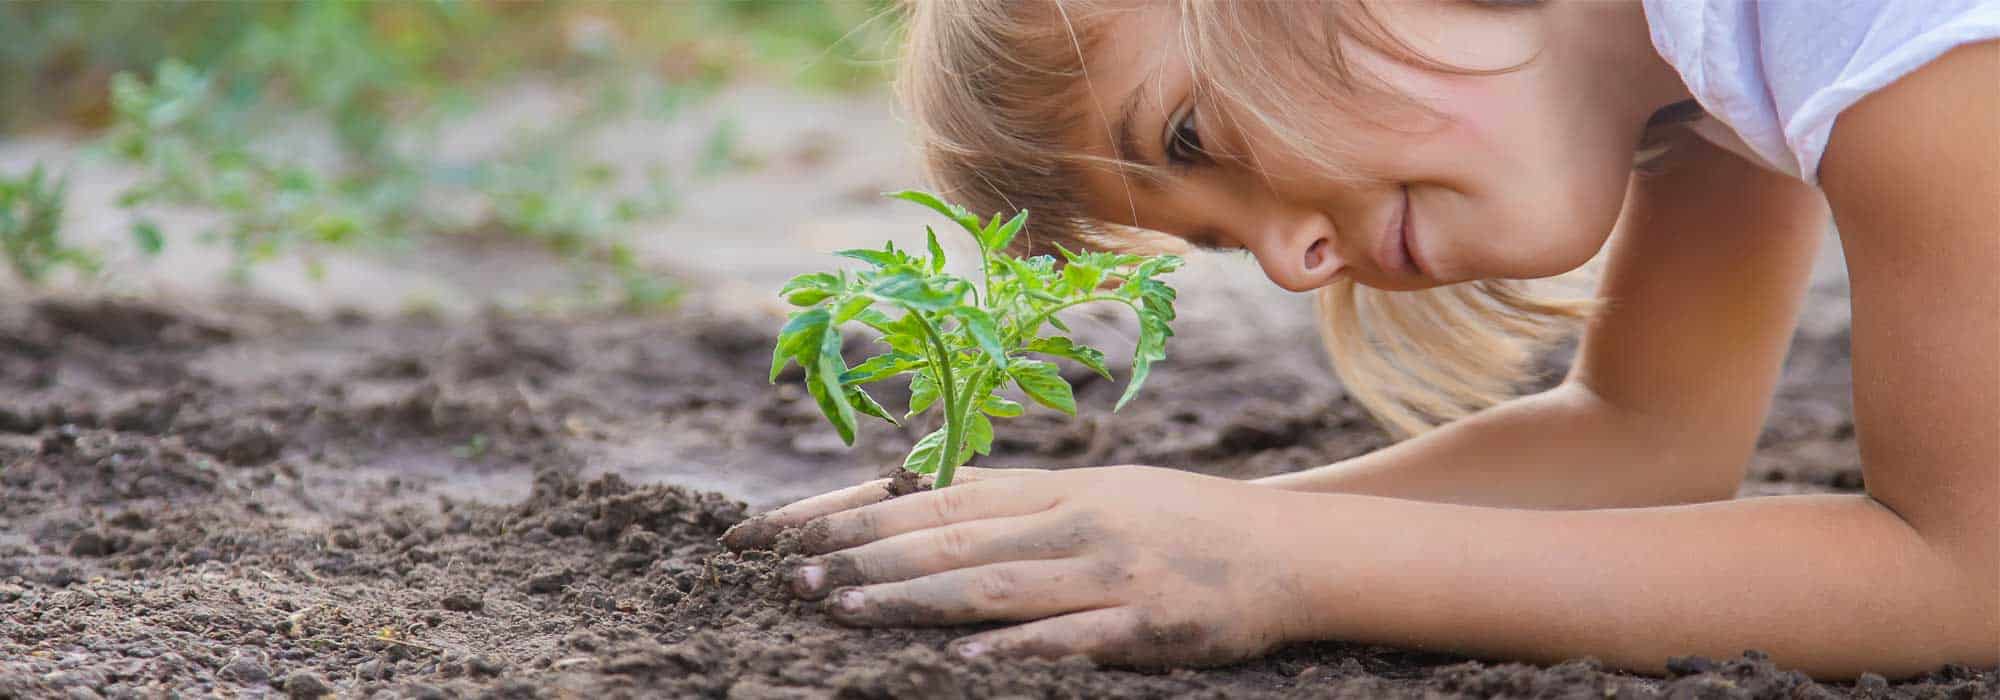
[{"xmin": 898, "ymin": 1, "xmax": 1628, "ymax": 437}]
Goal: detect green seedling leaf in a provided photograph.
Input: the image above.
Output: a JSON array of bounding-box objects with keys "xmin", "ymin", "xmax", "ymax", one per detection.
[
  {"xmin": 1004, "ymin": 257, "xmax": 1045, "ymax": 292},
  {"xmin": 774, "ymin": 190, "xmax": 1181, "ymax": 489},
  {"xmin": 981, "ymin": 395, "xmax": 1024, "ymax": 417},
  {"xmin": 835, "ymin": 247, "xmax": 903, "ymax": 268},
  {"xmin": 1008, "ymin": 359, "xmax": 1075, "ymax": 415},
  {"xmin": 904, "ymin": 427, "xmax": 947, "ymax": 475},
  {"xmin": 1129, "ymin": 254, "xmax": 1184, "ymax": 283},
  {"xmin": 833, "ymin": 295, "xmax": 874, "ymax": 324},
  {"xmin": 906, "ymin": 370, "xmax": 938, "ymax": 419},
  {"xmin": 1116, "ymin": 309, "xmax": 1175, "ymax": 411},
  {"xmin": 887, "ymin": 190, "xmax": 983, "ymax": 237},
  {"xmin": 811, "ymin": 327, "xmax": 857, "ymax": 445},
  {"xmin": 867, "ymin": 271, "xmax": 959, "ymax": 311},
  {"xmin": 770, "ymin": 308, "xmax": 830, "ymax": 382},
  {"xmin": 843, "ymin": 353, "xmax": 920, "ymax": 385},
  {"xmin": 853, "ymin": 308, "xmax": 898, "ymax": 334},
  {"xmin": 784, "ymin": 287, "xmax": 835, "ymax": 309},
  {"xmin": 847, "ymin": 386, "xmax": 899, "ymax": 426},
  {"xmin": 1062, "ymin": 261, "xmax": 1105, "ymax": 295},
  {"xmin": 780, "ymin": 272, "xmax": 841, "ymax": 306},
  {"xmin": 966, "ymin": 412, "xmax": 994, "ymax": 456},
  {"xmin": 988, "ymin": 210, "xmax": 1028, "ymax": 254},
  {"xmin": 1136, "ymin": 278, "xmax": 1179, "ymax": 321},
  {"xmin": 882, "ymin": 331, "xmax": 927, "ymax": 357},
  {"xmin": 925, "ymin": 226, "xmax": 946, "ymax": 273},
  {"xmin": 952, "ymin": 306, "xmax": 1007, "ymax": 370},
  {"xmin": 1024, "ymin": 336, "xmax": 1111, "ymax": 379}
]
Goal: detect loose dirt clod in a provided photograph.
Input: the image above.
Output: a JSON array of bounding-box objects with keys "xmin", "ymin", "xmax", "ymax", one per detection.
[
  {"xmin": 282, "ymin": 670, "xmax": 333, "ymax": 699},
  {"xmin": 0, "ymin": 298, "xmax": 1980, "ymax": 698},
  {"xmin": 439, "ymin": 590, "xmax": 485, "ymax": 612}
]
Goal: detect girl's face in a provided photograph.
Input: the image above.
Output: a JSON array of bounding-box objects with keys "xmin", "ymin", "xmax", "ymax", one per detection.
[{"xmin": 1070, "ymin": 1, "xmax": 1681, "ymax": 292}]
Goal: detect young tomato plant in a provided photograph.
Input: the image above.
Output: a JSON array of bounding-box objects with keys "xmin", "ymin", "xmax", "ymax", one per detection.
[{"xmin": 771, "ymin": 191, "xmax": 1182, "ymax": 488}]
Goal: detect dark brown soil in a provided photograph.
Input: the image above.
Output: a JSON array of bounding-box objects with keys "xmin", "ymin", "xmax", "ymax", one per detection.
[{"xmin": 1, "ymin": 296, "xmax": 1990, "ymax": 699}]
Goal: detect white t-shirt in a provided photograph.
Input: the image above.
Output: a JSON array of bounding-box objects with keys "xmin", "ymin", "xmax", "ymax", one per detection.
[{"xmin": 1642, "ymin": 0, "xmax": 2000, "ymax": 184}]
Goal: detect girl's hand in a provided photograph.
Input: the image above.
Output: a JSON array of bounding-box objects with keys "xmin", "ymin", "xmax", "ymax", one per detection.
[
  {"xmin": 720, "ymin": 466, "xmax": 1043, "ymax": 550},
  {"xmin": 726, "ymin": 466, "xmax": 1311, "ymax": 667}
]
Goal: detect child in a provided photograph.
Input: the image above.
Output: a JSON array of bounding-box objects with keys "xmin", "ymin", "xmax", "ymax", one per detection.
[{"xmin": 723, "ymin": 0, "xmax": 1997, "ymax": 679}]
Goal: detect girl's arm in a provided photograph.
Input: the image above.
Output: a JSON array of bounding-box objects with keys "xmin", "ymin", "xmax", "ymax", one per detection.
[
  {"xmin": 1289, "ymin": 39, "xmax": 1999, "ymax": 680},
  {"xmin": 1275, "ymin": 490, "xmax": 1992, "ymax": 679},
  {"xmin": 738, "ymin": 44, "xmax": 1992, "ymax": 681},
  {"xmin": 1260, "ymin": 133, "xmax": 1831, "ymax": 509}
]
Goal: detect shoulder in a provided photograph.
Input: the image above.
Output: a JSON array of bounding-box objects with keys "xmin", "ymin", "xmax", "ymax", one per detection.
[
  {"xmin": 1644, "ymin": 0, "xmax": 2000, "ymax": 182},
  {"xmin": 1819, "ymin": 40, "xmax": 1996, "ymax": 232}
]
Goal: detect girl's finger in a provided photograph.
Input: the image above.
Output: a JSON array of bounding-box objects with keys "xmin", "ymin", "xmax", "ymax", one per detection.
[
  {"xmin": 790, "ymin": 510, "xmax": 1087, "ymax": 599},
  {"xmin": 794, "ymin": 471, "xmax": 1060, "ymax": 556},
  {"xmin": 946, "ymin": 606, "xmax": 1174, "ymax": 666},
  {"xmin": 954, "ymin": 607, "xmax": 1252, "ymax": 668},
  {"xmin": 720, "ymin": 479, "xmax": 892, "ymax": 551},
  {"xmin": 824, "ymin": 559, "xmax": 1116, "ymax": 627},
  {"xmin": 721, "ymin": 467, "xmax": 1039, "ymax": 551}
]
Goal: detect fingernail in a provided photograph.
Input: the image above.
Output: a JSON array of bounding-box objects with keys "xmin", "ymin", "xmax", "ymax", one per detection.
[
  {"xmin": 720, "ymin": 517, "xmax": 766, "ymax": 550},
  {"xmin": 953, "ymin": 640, "xmax": 988, "ymax": 659},
  {"xmin": 790, "ymin": 564, "xmax": 825, "ymax": 597},
  {"xmin": 835, "ymin": 587, "xmax": 865, "ymax": 613}
]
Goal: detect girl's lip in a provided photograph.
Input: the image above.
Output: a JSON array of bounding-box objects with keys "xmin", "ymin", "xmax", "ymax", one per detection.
[{"xmin": 1375, "ymin": 187, "xmax": 1421, "ymax": 277}]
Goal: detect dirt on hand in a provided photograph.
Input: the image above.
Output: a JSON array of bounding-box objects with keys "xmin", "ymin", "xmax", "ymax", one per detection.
[{"xmin": 0, "ymin": 297, "xmax": 1987, "ymax": 699}]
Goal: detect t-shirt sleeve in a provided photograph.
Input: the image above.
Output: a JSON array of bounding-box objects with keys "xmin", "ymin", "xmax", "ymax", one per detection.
[{"xmin": 1644, "ymin": 0, "xmax": 2000, "ymax": 185}]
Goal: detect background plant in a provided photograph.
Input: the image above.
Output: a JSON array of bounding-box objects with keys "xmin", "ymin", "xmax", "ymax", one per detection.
[
  {"xmin": 0, "ymin": 164, "xmax": 97, "ymax": 284},
  {"xmin": 772, "ymin": 192, "xmax": 1183, "ymax": 488},
  {"xmin": 0, "ymin": 1, "xmax": 896, "ymax": 131},
  {"xmin": 97, "ymin": 4, "xmax": 696, "ymax": 305},
  {"xmin": 2, "ymin": 1, "xmax": 894, "ymax": 309}
]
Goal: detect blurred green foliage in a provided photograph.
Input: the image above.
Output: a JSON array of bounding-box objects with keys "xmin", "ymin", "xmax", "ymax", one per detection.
[
  {"xmin": 0, "ymin": 0, "xmax": 898, "ymax": 308},
  {"xmin": 658, "ymin": 0, "xmax": 899, "ymax": 92},
  {"xmin": 1, "ymin": 1, "xmax": 896, "ymax": 133},
  {"xmin": 0, "ymin": 164, "xmax": 98, "ymax": 283}
]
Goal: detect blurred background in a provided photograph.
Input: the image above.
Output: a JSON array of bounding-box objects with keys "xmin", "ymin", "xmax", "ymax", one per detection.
[
  {"xmin": 0, "ymin": 0, "xmax": 980, "ymax": 315},
  {"xmin": 0, "ymin": 0, "xmax": 1362, "ymax": 509}
]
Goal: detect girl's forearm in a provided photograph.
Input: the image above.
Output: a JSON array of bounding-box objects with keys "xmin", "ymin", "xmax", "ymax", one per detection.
[
  {"xmin": 1255, "ymin": 383, "xmax": 1740, "ymax": 509},
  {"xmin": 1271, "ymin": 490, "xmax": 1997, "ymax": 679}
]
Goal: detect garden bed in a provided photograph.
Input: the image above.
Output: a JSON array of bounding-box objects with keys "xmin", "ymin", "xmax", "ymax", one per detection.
[{"xmin": 0, "ymin": 296, "xmax": 1986, "ymax": 698}]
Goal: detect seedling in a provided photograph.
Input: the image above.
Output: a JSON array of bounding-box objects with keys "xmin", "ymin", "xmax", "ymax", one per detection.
[{"xmin": 771, "ymin": 191, "xmax": 1182, "ymax": 488}]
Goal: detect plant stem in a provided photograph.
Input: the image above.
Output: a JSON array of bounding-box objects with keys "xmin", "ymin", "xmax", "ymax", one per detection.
[
  {"xmin": 979, "ymin": 250, "xmax": 995, "ymax": 311},
  {"xmin": 913, "ymin": 313, "xmax": 964, "ymax": 488}
]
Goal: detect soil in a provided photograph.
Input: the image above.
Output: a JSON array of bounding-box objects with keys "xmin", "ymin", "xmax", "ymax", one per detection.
[{"xmin": 0, "ymin": 295, "xmax": 1991, "ymax": 699}]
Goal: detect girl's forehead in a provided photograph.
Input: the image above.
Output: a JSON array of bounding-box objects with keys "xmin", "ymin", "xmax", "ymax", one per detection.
[
  {"xmin": 1073, "ymin": 5, "xmax": 1186, "ymax": 162},
  {"xmin": 1063, "ymin": 4, "xmax": 1195, "ymax": 228}
]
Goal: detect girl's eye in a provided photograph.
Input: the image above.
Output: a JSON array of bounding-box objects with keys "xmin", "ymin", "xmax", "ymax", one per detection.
[{"xmin": 1165, "ymin": 105, "xmax": 1206, "ymax": 166}]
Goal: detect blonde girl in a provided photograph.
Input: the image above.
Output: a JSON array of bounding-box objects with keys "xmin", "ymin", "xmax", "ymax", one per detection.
[{"xmin": 724, "ymin": 0, "xmax": 1998, "ymax": 679}]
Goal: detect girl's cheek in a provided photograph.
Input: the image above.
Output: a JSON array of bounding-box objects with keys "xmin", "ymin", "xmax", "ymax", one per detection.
[
  {"xmin": 1390, "ymin": 65, "xmax": 1515, "ymax": 155},
  {"xmin": 1428, "ymin": 79, "xmax": 1510, "ymax": 144}
]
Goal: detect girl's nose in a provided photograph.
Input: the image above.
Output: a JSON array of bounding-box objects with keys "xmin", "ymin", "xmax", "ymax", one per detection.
[{"xmin": 1246, "ymin": 217, "xmax": 1343, "ymax": 293}]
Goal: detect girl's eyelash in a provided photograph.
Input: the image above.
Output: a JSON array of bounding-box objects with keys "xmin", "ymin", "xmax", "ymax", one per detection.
[{"xmin": 1164, "ymin": 104, "xmax": 1207, "ymax": 168}]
